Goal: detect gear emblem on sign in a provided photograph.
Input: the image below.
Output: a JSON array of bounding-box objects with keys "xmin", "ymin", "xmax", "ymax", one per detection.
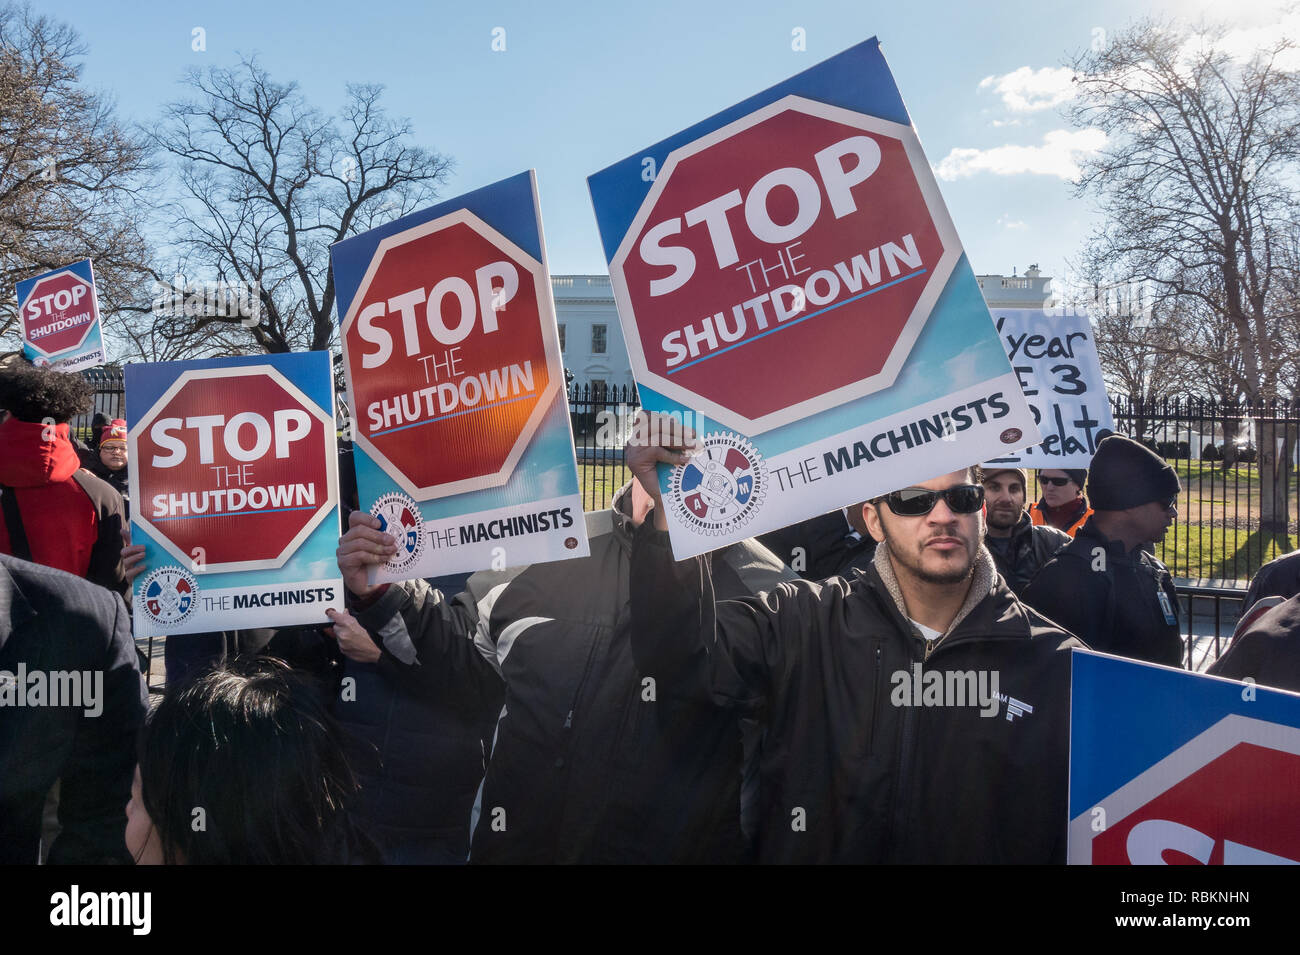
[
  {"xmin": 139, "ymin": 565, "xmax": 200, "ymax": 628},
  {"xmin": 370, "ymin": 491, "xmax": 427, "ymax": 573},
  {"xmin": 668, "ymin": 431, "xmax": 766, "ymax": 536}
]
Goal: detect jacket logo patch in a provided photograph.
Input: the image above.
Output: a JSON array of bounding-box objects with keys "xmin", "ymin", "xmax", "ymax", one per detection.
[{"xmin": 998, "ymin": 693, "xmax": 1034, "ymax": 722}]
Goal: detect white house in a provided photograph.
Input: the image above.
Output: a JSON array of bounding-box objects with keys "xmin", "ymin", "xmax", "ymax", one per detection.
[
  {"xmin": 550, "ymin": 275, "xmax": 634, "ymax": 395},
  {"xmin": 976, "ymin": 265, "xmax": 1057, "ymax": 309},
  {"xmin": 552, "ymin": 265, "xmax": 1058, "ymax": 394}
]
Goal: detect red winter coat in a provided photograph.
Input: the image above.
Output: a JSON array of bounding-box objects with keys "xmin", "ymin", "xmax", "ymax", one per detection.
[{"xmin": 0, "ymin": 416, "xmax": 128, "ymax": 600}]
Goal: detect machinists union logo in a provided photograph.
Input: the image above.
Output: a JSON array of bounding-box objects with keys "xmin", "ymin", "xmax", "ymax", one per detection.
[
  {"xmin": 669, "ymin": 432, "xmax": 766, "ymax": 536},
  {"xmin": 139, "ymin": 566, "xmax": 199, "ymax": 628},
  {"xmin": 370, "ymin": 492, "xmax": 425, "ymax": 572}
]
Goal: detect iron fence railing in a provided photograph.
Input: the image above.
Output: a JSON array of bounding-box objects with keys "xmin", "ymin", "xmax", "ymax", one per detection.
[
  {"xmin": 85, "ymin": 372, "xmax": 1297, "ymax": 582},
  {"xmin": 1106, "ymin": 396, "xmax": 1300, "ymax": 583}
]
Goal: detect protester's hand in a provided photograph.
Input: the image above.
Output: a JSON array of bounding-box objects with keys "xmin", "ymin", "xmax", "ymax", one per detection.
[
  {"xmin": 624, "ymin": 411, "xmax": 698, "ymax": 532},
  {"xmin": 336, "ymin": 509, "xmax": 397, "ymax": 598},
  {"xmin": 324, "ymin": 608, "xmax": 382, "ymax": 664},
  {"xmin": 121, "ymin": 544, "xmax": 147, "ymax": 587}
]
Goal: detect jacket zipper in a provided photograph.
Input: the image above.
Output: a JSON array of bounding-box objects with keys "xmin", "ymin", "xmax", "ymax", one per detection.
[
  {"xmin": 550, "ymin": 631, "xmax": 604, "ymax": 862},
  {"xmin": 883, "ymin": 640, "xmax": 920, "ymax": 861},
  {"xmin": 887, "ymin": 630, "xmax": 1025, "ymax": 861},
  {"xmin": 869, "ymin": 643, "xmax": 883, "ymax": 751}
]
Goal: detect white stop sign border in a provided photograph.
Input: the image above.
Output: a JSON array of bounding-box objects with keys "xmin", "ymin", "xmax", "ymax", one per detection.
[
  {"xmin": 129, "ymin": 364, "xmax": 339, "ymax": 574},
  {"xmin": 1068, "ymin": 711, "xmax": 1300, "ymax": 864},
  {"xmin": 339, "ymin": 205, "xmax": 563, "ymax": 502},
  {"xmin": 609, "ymin": 94, "xmax": 962, "ymax": 436}
]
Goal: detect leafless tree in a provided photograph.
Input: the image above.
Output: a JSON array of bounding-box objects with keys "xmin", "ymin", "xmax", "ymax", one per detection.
[
  {"xmin": 0, "ymin": 3, "xmax": 154, "ymax": 351},
  {"xmin": 149, "ymin": 57, "xmax": 453, "ymax": 355},
  {"xmin": 1068, "ymin": 14, "xmax": 1300, "ymax": 531}
]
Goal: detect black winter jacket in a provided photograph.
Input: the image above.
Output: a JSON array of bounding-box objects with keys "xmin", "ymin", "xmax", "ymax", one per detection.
[
  {"xmin": 1209, "ymin": 593, "xmax": 1300, "ymax": 693},
  {"xmin": 339, "ymin": 589, "xmax": 504, "ymax": 864},
  {"xmin": 0, "ymin": 555, "xmax": 147, "ymax": 864},
  {"xmin": 758, "ymin": 511, "xmax": 876, "ymax": 580},
  {"xmin": 1242, "ymin": 549, "xmax": 1300, "ymax": 612},
  {"xmin": 630, "ymin": 526, "xmax": 1082, "ymax": 864},
  {"xmin": 1022, "ymin": 520, "xmax": 1183, "ymax": 667},
  {"xmin": 986, "ymin": 512, "xmax": 1070, "ymax": 596},
  {"xmin": 352, "ymin": 491, "xmax": 791, "ymax": 864}
]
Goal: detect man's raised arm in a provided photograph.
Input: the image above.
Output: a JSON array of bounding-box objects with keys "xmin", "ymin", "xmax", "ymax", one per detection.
[
  {"xmin": 626, "ymin": 413, "xmax": 813, "ymax": 712},
  {"xmin": 329, "ymin": 510, "xmax": 502, "ymax": 710}
]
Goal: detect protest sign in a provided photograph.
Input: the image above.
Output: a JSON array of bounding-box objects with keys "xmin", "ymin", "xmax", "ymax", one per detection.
[
  {"xmin": 588, "ymin": 37, "xmax": 1039, "ymax": 559},
  {"xmin": 16, "ymin": 258, "xmax": 107, "ymax": 372},
  {"xmin": 1068, "ymin": 649, "xmax": 1300, "ymax": 864},
  {"xmin": 331, "ymin": 170, "xmax": 588, "ymax": 582},
  {"xmin": 127, "ymin": 351, "xmax": 343, "ymax": 636},
  {"xmin": 984, "ymin": 308, "xmax": 1115, "ymax": 467}
]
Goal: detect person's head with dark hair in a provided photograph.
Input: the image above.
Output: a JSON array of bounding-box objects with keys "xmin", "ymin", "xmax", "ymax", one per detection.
[
  {"xmin": 0, "ymin": 362, "xmax": 93, "ymax": 423},
  {"xmin": 126, "ymin": 656, "xmax": 371, "ymax": 864},
  {"xmin": 864, "ymin": 466, "xmax": 987, "ymax": 587},
  {"xmin": 89, "ymin": 412, "xmax": 110, "ymax": 450}
]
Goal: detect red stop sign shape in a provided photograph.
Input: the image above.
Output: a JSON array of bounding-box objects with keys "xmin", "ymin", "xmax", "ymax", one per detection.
[
  {"xmin": 1090, "ymin": 716, "xmax": 1300, "ymax": 864},
  {"xmin": 340, "ymin": 209, "xmax": 559, "ymax": 499},
  {"xmin": 132, "ymin": 367, "xmax": 336, "ymax": 573},
  {"xmin": 20, "ymin": 270, "xmax": 99, "ymax": 358},
  {"xmin": 611, "ymin": 96, "xmax": 960, "ymax": 435}
]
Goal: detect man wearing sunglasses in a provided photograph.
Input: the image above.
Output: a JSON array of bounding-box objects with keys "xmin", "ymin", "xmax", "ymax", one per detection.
[
  {"xmin": 982, "ymin": 466, "xmax": 1070, "ymax": 597},
  {"xmin": 1022, "ymin": 434, "xmax": 1183, "ymax": 668},
  {"xmin": 626, "ymin": 413, "xmax": 1081, "ymax": 864},
  {"xmin": 1028, "ymin": 468, "xmax": 1093, "ymax": 537}
]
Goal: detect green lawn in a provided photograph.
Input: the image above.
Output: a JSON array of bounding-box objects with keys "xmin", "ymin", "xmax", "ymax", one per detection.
[
  {"xmin": 1156, "ymin": 524, "xmax": 1296, "ymax": 582},
  {"xmin": 578, "ymin": 461, "xmax": 631, "ymax": 511}
]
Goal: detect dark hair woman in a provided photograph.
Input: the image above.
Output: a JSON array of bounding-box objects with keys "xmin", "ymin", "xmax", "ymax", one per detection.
[{"xmin": 126, "ymin": 656, "xmax": 379, "ymax": 864}]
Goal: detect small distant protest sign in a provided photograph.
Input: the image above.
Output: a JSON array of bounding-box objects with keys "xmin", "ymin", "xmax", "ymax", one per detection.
[
  {"xmin": 984, "ymin": 308, "xmax": 1115, "ymax": 468},
  {"xmin": 588, "ymin": 37, "xmax": 1039, "ymax": 560},
  {"xmin": 16, "ymin": 258, "xmax": 107, "ymax": 372}
]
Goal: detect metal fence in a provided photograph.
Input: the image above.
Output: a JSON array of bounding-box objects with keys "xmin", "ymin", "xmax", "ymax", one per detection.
[
  {"xmin": 83, "ymin": 373, "xmax": 1288, "ymax": 653},
  {"xmin": 569, "ymin": 383, "xmax": 639, "ymax": 511},
  {"xmin": 1106, "ymin": 396, "xmax": 1300, "ymax": 583},
  {"xmin": 74, "ymin": 366, "xmax": 125, "ymax": 440},
  {"xmin": 84, "ymin": 373, "xmax": 1298, "ymax": 581}
]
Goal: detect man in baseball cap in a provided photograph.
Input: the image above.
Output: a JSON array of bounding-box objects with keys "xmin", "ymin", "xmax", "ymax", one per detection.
[
  {"xmin": 1023, "ymin": 435, "xmax": 1183, "ymax": 666},
  {"xmin": 981, "ymin": 465, "xmax": 1070, "ymax": 597}
]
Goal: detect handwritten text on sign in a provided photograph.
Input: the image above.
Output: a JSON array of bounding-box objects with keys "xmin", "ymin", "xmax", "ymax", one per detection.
[{"xmin": 987, "ymin": 308, "xmax": 1115, "ymax": 467}]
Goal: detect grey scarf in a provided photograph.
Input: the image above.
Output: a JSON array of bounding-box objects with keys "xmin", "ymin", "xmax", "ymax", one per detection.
[{"xmin": 872, "ymin": 539, "xmax": 995, "ymax": 640}]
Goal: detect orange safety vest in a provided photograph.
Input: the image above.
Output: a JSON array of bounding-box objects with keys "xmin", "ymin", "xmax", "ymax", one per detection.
[{"xmin": 1029, "ymin": 500, "xmax": 1093, "ymax": 538}]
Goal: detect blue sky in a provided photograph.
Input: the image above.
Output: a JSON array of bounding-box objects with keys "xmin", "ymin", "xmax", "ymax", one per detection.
[{"xmin": 46, "ymin": 0, "xmax": 1288, "ymax": 295}]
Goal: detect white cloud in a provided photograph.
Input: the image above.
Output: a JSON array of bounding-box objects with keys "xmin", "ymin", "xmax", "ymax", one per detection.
[
  {"xmin": 934, "ymin": 128, "xmax": 1107, "ymax": 181},
  {"xmin": 990, "ymin": 118, "xmax": 1023, "ymax": 128},
  {"xmin": 978, "ymin": 66, "xmax": 1076, "ymax": 112},
  {"xmin": 1202, "ymin": 10, "xmax": 1300, "ymax": 71},
  {"xmin": 997, "ymin": 215, "xmax": 1029, "ymax": 230}
]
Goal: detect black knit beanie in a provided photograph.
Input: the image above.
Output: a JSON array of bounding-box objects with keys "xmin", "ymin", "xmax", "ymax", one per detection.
[{"xmin": 1087, "ymin": 435, "xmax": 1181, "ymax": 510}]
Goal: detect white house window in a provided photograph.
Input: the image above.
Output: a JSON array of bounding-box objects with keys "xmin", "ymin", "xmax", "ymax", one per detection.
[{"xmin": 591, "ymin": 324, "xmax": 607, "ymax": 354}]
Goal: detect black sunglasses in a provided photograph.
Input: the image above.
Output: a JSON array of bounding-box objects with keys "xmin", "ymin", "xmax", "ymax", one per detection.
[
  {"xmin": 1041, "ymin": 476, "xmax": 1074, "ymax": 487},
  {"xmin": 882, "ymin": 484, "xmax": 985, "ymax": 517}
]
